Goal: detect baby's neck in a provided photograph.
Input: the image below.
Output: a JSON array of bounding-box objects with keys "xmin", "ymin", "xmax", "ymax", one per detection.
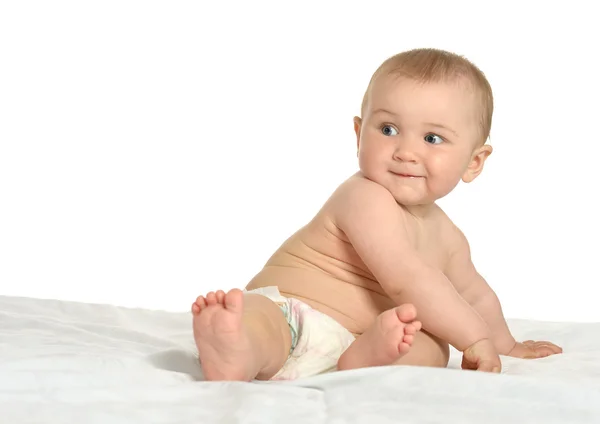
[{"xmin": 399, "ymin": 202, "xmax": 437, "ymax": 221}]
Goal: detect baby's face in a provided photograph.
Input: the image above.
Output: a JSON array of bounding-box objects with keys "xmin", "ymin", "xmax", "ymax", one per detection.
[{"xmin": 356, "ymin": 75, "xmax": 483, "ymax": 206}]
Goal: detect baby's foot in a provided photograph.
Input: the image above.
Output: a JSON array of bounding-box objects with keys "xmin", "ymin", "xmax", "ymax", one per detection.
[
  {"xmin": 191, "ymin": 289, "xmax": 259, "ymax": 381},
  {"xmin": 337, "ymin": 304, "xmax": 421, "ymax": 370}
]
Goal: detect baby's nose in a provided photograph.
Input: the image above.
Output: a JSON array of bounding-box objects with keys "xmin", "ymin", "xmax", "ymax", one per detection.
[{"xmin": 392, "ymin": 141, "xmax": 419, "ymax": 163}]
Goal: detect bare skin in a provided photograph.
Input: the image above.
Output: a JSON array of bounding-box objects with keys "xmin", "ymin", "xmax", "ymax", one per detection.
[
  {"xmin": 192, "ymin": 289, "xmax": 290, "ymax": 381},
  {"xmin": 337, "ymin": 303, "xmax": 422, "ymax": 370},
  {"xmin": 193, "ymin": 66, "xmax": 563, "ymax": 381},
  {"xmin": 191, "ymin": 176, "xmax": 495, "ymax": 381},
  {"xmin": 193, "ymin": 173, "xmax": 560, "ymax": 381}
]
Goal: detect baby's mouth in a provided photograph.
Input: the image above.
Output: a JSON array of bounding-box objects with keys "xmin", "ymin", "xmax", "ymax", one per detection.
[{"xmin": 391, "ymin": 171, "xmax": 422, "ymax": 179}]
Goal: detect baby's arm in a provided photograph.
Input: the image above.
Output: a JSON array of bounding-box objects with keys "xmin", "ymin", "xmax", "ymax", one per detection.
[
  {"xmin": 445, "ymin": 229, "xmax": 562, "ymax": 357},
  {"xmin": 444, "ymin": 232, "xmax": 516, "ymax": 355},
  {"xmin": 334, "ymin": 179, "xmax": 491, "ymax": 353}
]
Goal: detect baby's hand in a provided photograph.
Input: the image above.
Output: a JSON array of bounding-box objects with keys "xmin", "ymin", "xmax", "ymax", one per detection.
[
  {"xmin": 507, "ymin": 340, "xmax": 563, "ymax": 359},
  {"xmin": 461, "ymin": 338, "xmax": 502, "ymax": 373}
]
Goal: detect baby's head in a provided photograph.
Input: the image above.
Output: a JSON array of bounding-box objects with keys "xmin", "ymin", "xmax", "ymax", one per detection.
[{"xmin": 355, "ymin": 48, "xmax": 494, "ymax": 208}]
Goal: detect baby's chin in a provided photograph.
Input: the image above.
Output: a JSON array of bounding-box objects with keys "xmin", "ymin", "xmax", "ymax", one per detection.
[{"xmin": 389, "ymin": 190, "xmax": 434, "ymax": 207}]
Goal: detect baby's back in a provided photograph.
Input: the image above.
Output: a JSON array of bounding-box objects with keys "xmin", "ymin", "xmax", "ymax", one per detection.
[{"xmin": 246, "ymin": 175, "xmax": 452, "ymax": 335}]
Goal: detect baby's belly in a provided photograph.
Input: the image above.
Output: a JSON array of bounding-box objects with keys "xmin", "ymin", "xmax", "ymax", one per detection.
[{"xmin": 245, "ymin": 265, "xmax": 395, "ymax": 335}]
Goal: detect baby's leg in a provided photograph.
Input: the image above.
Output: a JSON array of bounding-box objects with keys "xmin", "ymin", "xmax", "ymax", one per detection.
[
  {"xmin": 337, "ymin": 304, "xmax": 422, "ymax": 371},
  {"xmin": 192, "ymin": 289, "xmax": 291, "ymax": 381}
]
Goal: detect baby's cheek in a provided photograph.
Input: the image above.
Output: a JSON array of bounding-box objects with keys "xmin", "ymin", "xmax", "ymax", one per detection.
[
  {"xmin": 428, "ymin": 157, "xmax": 463, "ymax": 189},
  {"xmin": 428, "ymin": 155, "xmax": 455, "ymax": 178}
]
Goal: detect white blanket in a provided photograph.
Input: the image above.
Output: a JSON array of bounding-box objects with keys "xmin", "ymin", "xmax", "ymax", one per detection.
[{"xmin": 1, "ymin": 295, "xmax": 599, "ymax": 423}]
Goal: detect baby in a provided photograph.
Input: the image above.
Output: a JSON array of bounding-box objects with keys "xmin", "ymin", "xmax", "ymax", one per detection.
[{"xmin": 191, "ymin": 48, "xmax": 563, "ymax": 381}]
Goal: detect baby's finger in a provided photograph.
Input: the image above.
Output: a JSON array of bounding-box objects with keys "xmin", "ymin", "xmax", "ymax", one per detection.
[
  {"xmin": 543, "ymin": 342, "xmax": 563, "ymax": 353},
  {"xmin": 478, "ymin": 361, "xmax": 501, "ymax": 373},
  {"xmin": 460, "ymin": 356, "xmax": 477, "ymax": 371},
  {"xmin": 523, "ymin": 340, "xmax": 563, "ymax": 355},
  {"xmin": 537, "ymin": 345, "xmax": 562, "ymax": 356},
  {"xmin": 532, "ymin": 341, "xmax": 563, "ymax": 354}
]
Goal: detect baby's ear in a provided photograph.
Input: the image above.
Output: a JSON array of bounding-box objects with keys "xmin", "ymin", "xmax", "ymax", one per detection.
[
  {"xmin": 462, "ymin": 144, "xmax": 493, "ymax": 183},
  {"xmin": 353, "ymin": 116, "xmax": 362, "ymax": 155}
]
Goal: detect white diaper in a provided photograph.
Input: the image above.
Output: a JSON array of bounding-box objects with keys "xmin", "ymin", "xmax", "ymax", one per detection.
[{"xmin": 246, "ymin": 286, "xmax": 356, "ymax": 380}]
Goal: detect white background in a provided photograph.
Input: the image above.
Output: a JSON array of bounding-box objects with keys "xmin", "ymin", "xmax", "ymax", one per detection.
[{"xmin": 1, "ymin": 1, "xmax": 598, "ymax": 322}]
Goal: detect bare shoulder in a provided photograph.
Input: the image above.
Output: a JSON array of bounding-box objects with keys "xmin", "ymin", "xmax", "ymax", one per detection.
[
  {"xmin": 326, "ymin": 173, "xmax": 403, "ymax": 228},
  {"xmin": 329, "ymin": 173, "xmax": 398, "ymax": 211}
]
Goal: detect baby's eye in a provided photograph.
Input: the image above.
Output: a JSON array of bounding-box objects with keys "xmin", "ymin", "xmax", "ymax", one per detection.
[
  {"xmin": 424, "ymin": 133, "xmax": 443, "ymax": 145},
  {"xmin": 381, "ymin": 125, "xmax": 398, "ymax": 136}
]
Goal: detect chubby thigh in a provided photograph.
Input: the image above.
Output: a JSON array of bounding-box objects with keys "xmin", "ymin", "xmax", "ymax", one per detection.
[
  {"xmin": 241, "ymin": 293, "xmax": 293, "ymax": 380},
  {"xmin": 246, "ymin": 287, "xmax": 357, "ymax": 380}
]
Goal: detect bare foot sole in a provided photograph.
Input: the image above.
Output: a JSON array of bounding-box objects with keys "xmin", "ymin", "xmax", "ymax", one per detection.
[
  {"xmin": 191, "ymin": 289, "xmax": 259, "ymax": 381},
  {"xmin": 337, "ymin": 304, "xmax": 422, "ymax": 370}
]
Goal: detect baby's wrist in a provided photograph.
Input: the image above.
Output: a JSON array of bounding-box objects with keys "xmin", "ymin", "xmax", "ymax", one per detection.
[
  {"xmin": 461, "ymin": 337, "xmax": 493, "ymax": 353},
  {"xmin": 498, "ymin": 338, "xmax": 518, "ymax": 356},
  {"xmin": 458, "ymin": 325, "xmax": 493, "ymax": 352}
]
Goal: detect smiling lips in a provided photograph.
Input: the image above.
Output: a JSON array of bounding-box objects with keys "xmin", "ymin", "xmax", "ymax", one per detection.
[{"xmin": 391, "ymin": 170, "xmax": 423, "ymax": 178}]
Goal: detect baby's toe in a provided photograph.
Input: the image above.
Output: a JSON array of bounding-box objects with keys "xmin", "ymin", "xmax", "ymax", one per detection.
[
  {"xmin": 405, "ymin": 324, "xmax": 417, "ymax": 335},
  {"xmin": 205, "ymin": 292, "xmax": 217, "ymax": 305},
  {"xmin": 224, "ymin": 289, "xmax": 244, "ymax": 312},
  {"xmin": 398, "ymin": 341, "xmax": 411, "ymax": 354},
  {"xmin": 191, "ymin": 296, "xmax": 207, "ymax": 314},
  {"xmin": 395, "ymin": 304, "xmax": 417, "ymax": 323}
]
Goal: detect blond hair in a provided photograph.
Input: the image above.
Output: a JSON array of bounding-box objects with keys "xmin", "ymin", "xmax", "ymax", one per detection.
[{"xmin": 361, "ymin": 48, "xmax": 493, "ymax": 144}]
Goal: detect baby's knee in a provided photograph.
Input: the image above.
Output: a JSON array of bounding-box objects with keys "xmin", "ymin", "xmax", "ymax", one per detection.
[{"xmin": 423, "ymin": 330, "xmax": 450, "ymax": 367}]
